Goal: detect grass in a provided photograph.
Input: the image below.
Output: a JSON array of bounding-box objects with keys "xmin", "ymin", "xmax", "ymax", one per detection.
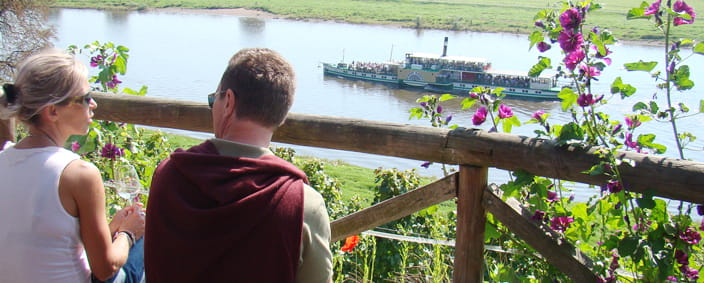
[{"xmin": 52, "ymin": 0, "xmax": 704, "ymax": 43}]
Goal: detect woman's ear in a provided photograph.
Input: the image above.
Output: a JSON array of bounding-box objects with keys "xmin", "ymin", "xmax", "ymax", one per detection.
[{"xmin": 39, "ymin": 104, "xmax": 61, "ymax": 123}]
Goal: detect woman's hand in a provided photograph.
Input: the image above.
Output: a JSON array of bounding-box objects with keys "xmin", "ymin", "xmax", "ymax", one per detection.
[{"xmin": 117, "ymin": 203, "xmax": 146, "ymax": 240}]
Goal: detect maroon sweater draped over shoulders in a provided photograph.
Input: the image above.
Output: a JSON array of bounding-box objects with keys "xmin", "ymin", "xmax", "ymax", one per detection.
[{"xmin": 145, "ymin": 141, "xmax": 307, "ymax": 283}]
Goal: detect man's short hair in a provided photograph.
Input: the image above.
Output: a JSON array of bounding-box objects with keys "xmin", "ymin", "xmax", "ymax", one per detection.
[{"xmin": 218, "ymin": 48, "xmax": 295, "ymax": 128}]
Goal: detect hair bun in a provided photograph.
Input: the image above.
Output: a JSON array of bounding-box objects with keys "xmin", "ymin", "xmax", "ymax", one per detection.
[{"xmin": 3, "ymin": 83, "xmax": 17, "ymax": 104}]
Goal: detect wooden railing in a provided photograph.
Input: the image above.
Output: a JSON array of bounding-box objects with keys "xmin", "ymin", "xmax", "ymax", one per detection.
[{"xmin": 3, "ymin": 92, "xmax": 703, "ymax": 282}]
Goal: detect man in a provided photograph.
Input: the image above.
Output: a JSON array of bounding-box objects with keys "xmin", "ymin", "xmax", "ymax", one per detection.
[{"xmin": 145, "ymin": 48, "xmax": 333, "ymax": 283}]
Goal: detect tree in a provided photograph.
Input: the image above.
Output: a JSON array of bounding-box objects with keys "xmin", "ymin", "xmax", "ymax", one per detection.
[{"xmin": 0, "ymin": 0, "xmax": 55, "ymax": 82}]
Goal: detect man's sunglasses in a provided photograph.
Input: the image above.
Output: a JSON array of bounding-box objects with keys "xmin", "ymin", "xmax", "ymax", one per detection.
[{"xmin": 207, "ymin": 90, "xmax": 225, "ymax": 109}]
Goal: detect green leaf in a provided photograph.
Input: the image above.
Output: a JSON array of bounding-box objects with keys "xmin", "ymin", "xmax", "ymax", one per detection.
[
  {"xmin": 638, "ymin": 134, "xmax": 667, "ymax": 154},
  {"xmin": 699, "ymin": 100, "xmax": 704, "ymax": 113},
  {"xmin": 624, "ymin": 60, "xmax": 658, "ymax": 72},
  {"xmin": 610, "ymin": 77, "xmax": 637, "ymax": 98},
  {"xmin": 502, "ymin": 116, "xmax": 521, "ymax": 133},
  {"xmin": 529, "ymin": 31, "xmax": 544, "ymax": 50},
  {"xmin": 460, "ymin": 97, "xmax": 477, "ymax": 110},
  {"xmin": 649, "ymin": 101, "xmax": 659, "ymax": 114},
  {"xmin": 439, "ymin": 93, "xmax": 455, "ymax": 101},
  {"xmin": 618, "ymin": 236, "xmax": 639, "ymax": 256},
  {"xmin": 558, "ymin": 88, "xmax": 577, "ymax": 111},
  {"xmin": 529, "ymin": 57, "xmax": 551, "ymax": 77},
  {"xmin": 694, "ymin": 42, "xmax": 704, "ymax": 55},
  {"xmin": 557, "ymin": 122, "xmax": 584, "ymax": 143},
  {"xmin": 627, "ymin": 6, "xmax": 647, "ymax": 20},
  {"xmin": 674, "ymin": 65, "xmax": 694, "ymax": 91},
  {"xmin": 636, "ymin": 191, "xmax": 656, "ymax": 209},
  {"xmin": 633, "ymin": 102, "xmax": 648, "ymax": 112}
]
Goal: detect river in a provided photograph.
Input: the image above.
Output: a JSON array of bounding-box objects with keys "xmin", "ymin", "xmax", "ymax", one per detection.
[{"xmin": 47, "ymin": 8, "xmax": 703, "ymax": 202}]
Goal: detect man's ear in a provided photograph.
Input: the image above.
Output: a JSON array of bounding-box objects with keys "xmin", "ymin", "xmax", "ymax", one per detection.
[{"xmin": 223, "ymin": 89, "xmax": 237, "ymax": 118}]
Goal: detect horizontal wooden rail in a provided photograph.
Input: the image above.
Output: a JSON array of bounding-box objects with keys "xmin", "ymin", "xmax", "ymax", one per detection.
[
  {"xmin": 330, "ymin": 173, "xmax": 456, "ymax": 242},
  {"xmin": 90, "ymin": 93, "xmax": 704, "ymax": 203}
]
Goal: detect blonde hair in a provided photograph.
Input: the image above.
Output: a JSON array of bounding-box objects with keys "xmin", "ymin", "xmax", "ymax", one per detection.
[{"xmin": 0, "ymin": 48, "xmax": 88, "ymax": 124}]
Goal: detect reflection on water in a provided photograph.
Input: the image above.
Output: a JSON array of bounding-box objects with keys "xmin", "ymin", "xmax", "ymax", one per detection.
[{"xmin": 48, "ymin": 8, "xmax": 704, "ymax": 183}]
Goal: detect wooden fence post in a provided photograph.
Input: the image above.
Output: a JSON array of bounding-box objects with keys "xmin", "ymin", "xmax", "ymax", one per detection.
[
  {"xmin": 0, "ymin": 118, "xmax": 15, "ymax": 149},
  {"xmin": 453, "ymin": 165, "xmax": 488, "ymax": 282}
]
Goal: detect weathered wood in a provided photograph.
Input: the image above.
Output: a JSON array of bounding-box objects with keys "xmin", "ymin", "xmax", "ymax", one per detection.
[
  {"xmin": 90, "ymin": 93, "xmax": 704, "ymax": 203},
  {"xmin": 0, "ymin": 118, "xmax": 15, "ymax": 149},
  {"xmin": 330, "ymin": 173, "xmax": 456, "ymax": 242},
  {"xmin": 453, "ymin": 166, "xmax": 487, "ymax": 283},
  {"xmin": 483, "ymin": 184, "xmax": 598, "ymax": 282}
]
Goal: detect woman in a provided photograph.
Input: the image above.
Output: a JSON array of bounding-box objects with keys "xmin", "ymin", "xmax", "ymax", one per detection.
[{"xmin": 0, "ymin": 49, "xmax": 145, "ymax": 282}]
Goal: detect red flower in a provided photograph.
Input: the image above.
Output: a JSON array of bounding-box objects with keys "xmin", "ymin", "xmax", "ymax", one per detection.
[{"xmin": 341, "ymin": 235, "xmax": 360, "ymax": 252}]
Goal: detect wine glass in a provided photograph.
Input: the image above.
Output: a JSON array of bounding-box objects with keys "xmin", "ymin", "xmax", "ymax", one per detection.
[{"xmin": 114, "ymin": 163, "xmax": 143, "ymax": 204}]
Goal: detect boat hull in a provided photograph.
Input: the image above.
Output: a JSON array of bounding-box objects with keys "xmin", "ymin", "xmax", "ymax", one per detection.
[{"xmin": 323, "ymin": 63, "xmax": 559, "ymax": 100}]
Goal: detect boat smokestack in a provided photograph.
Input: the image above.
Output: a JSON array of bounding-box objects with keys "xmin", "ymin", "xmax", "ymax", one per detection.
[{"xmin": 442, "ymin": 37, "xmax": 448, "ymax": 57}]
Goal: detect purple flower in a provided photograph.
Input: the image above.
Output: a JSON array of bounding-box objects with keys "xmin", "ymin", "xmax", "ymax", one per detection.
[
  {"xmin": 667, "ymin": 276, "xmax": 678, "ymax": 282},
  {"xmin": 468, "ymin": 92, "xmax": 479, "ymax": 99},
  {"xmin": 564, "ymin": 49, "xmax": 586, "ymax": 71},
  {"xmin": 90, "ymin": 55, "xmax": 103, "ymax": 68},
  {"xmin": 420, "ymin": 161, "xmax": 431, "ymax": 168},
  {"xmin": 532, "ymin": 210, "xmax": 546, "ymax": 221},
  {"xmin": 550, "ymin": 216, "xmax": 574, "ymax": 232},
  {"xmin": 579, "ymin": 64, "xmax": 601, "ymax": 77},
  {"xmin": 436, "ymin": 105, "xmax": 443, "ymax": 114},
  {"xmin": 71, "ymin": 141, "xmax": 81, "ymax": 152},
  {"xmin": 546, "ymin": 191, "xmax": 558, "ymax": 202},
  {"xmin": 577, "ymin": 93, "xmax": 595, "ymax": 107},
  {"xmin": 625, "ymin": 116, "xmax": 641, "ymax": 129},
  {"xmin": 532, "ymin": 110, "xmax": 545, "ymax": 122},
  {"xmin": 675, "ymin": 250, "xmax": 689, "ymax": 265},
  {"xmin": 537, "ymin": 42, "xmax": 551, "ymax": 52},
  {"xmin": 697, "ymin": 204, "xmax": 704, "ymax": 216},
  {"xmin": 607, "ymin": 180, "xmax": 623, "ymax": 193},
  {"xmin": 559, "ymin": 8, "xmax": 582, "ymax": 30},
  {"xmin": 472, "ymin": 107, "xmax": 488, "ymax": 126},
  {"xmin": 558, "ymin": 30, "xmax": 584, "ymax": 53},
  {"xmin": 680, "ymin": 265, "xmax": 699, "ymax": 281},
  {"xmin": 498, "ymin": 104, "xmax": 513, "ymax": 119},
  {"xmin": 625, "ymin": 133, "xmax": 639, "ymax": 150},
  {"xmin": 445, "ymin": 115, "xmax": 453, "ymax": 123},
  {"xmin": 644, "ymin": 0, "xmax": 661, "ymax": 16},
  {"xmin": 609, "ymin": 254, "xmax": 619, "ymax": 271},
  {"xmin": 611, "ymin": 124, "xmax": 622, "ymax": 135},
  {"xmin": 673, "ymin": 1, "xmax": 696, "ymax": 26},
  {"xmin": 101, "ymin": 143, "xmax": 124, "ymax": 160},
  {"xmin": 419, "ymin": 101, "xmax": 428, "ymax": 107},
  {"xmin": 534, "ymin": 20, "xmax": 545, "ymax": 28},
  {"xmin": 679, "ymin": 227, "xmax": 701, "ymax": 245},
  {"xmin": 106, "ymin": 75, "xmax": 122, "ymax": 89}
]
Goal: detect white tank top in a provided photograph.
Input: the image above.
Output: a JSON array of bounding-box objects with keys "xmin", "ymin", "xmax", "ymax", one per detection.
[{"xmin": 0, "ymin": 143, "xmax": 91, "ymax": 283}]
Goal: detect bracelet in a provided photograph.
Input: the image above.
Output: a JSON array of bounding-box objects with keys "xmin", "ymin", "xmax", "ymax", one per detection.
[{"xmin": 114, "ymin": 231, "xmax": 135, "ymax": 248}]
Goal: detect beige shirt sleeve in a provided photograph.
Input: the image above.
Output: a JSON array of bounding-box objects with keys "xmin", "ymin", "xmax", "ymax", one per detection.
[{"xmin": 296, "ymin": 184, "xmax": 333, "ymax": 283}]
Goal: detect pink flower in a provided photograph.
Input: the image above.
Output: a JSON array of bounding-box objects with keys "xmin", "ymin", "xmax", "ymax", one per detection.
[
  {"xmin": 680, "ymin": 265, "xmax": 699, "ymax": 281},
  {"xmin": 90, "ymin": 55, "xmax": 103, "ymax": 68},
  {"xmin": 577, "ymin": 93, "xmax": 595, "ymax": 107},
  {"xmin": 101, "ymin": 143, "xmax": 124, "ymax": 160},
  {"xmin": 472, "ymin": 107, "xmax": 488, "ymax": 126},
  {"xmin": 559, "ymin": 8, "xmax": 582, "ymax": 30},
  {"xmin": 564, "ymin": 49, "xmax": 586, "ymax": 71},
  {"xmin": 606, "ymin": 180, "xmax": 623, "ymax": 193},
  {"xmin": 71, "ymin": 141, "xmax": 81, "ymax": 152},
  {"xmin": 468, "ymin": 92, "xmax": 479, "ymax": 99},
  {"xmin": 579, "ymin": 64, "xmax": 601, "ymax": 77},
  {"xmin": 679, "ymin": 227, "xmax": 701, "ymax": 245},
  {"xmin": 644, "ymin": 0, "xmax": 661, "ymax": 16},
  {"xmin": 558, "ymin": 30, "xmax": 584, "ymax": 53},
  {"xmin": 532, "ymin": 110, "xmax": 545, "ymax": 122},
  {"xmin": 675, "ymin": 250, "xmax": 689, "ymax": 265},
  {"xmin": 550, "ymin": 216, "xmax": 574, "ymax": 232},
  {"xmin": 546, "ymin": 191, "xmax": 558, "ymax": 202},
  {"xmin": 625, "ymin": 116, "xmax": 641, "ymax": 129},
  {"xmin": 498, "ymin": 104, "xmax": 513, "ymax": 119},
  {"xmin": 537, "ymin": 42, "xmax": 551, "ymax": 52},
  {"xmin": 673, "ymin": 1, "xmax": 696, "ymax": 26}
]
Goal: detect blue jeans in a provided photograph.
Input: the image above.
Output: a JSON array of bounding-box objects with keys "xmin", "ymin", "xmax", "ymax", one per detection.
[{"xmin": 92, "ymin": 238, "xmax": 145, "ymax": 283}]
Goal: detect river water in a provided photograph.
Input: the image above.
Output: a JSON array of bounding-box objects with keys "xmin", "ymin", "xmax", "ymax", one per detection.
[{"xmin": 47, "ymin": 8, "xmax": 703, "ymax": 200}]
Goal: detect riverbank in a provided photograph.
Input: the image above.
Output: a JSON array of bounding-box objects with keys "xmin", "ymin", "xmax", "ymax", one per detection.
[{"xmin": 52, "ymin": 0, "xmax": 703, "ymax": 44}]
